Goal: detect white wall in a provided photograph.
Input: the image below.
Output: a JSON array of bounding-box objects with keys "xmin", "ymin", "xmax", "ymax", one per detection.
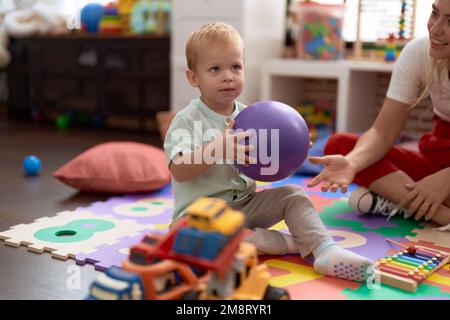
[
  {"xmin": 414, "ymin": 0, "xmax": 434, "ymax": 37},
  {"xmin": 59, "ymin": 0, "xmax": 112, "ymax": 15}
]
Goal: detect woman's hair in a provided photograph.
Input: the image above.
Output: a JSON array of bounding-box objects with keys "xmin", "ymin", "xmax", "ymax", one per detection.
[
  {"xmin": 185, "ymin": 22, "xmax": 243, "ymax": 71},
  {"xmin": 411, "ymin": 45, "xmax": 448, "ymax": 109}
]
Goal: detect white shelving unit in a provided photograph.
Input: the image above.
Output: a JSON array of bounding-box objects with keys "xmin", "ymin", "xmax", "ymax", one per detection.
[
  {"xmin": 260, "ymin": 59, "xmax": 396, "ymax": 132},
  {"xmin": 171, "ymin": 0, "xmax": 286, "ymax": 113}
]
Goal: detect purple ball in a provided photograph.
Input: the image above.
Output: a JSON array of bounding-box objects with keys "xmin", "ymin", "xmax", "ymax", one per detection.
[{"xmin": 233, "ymin": 100, "xmax": 310, "ymax": 182}]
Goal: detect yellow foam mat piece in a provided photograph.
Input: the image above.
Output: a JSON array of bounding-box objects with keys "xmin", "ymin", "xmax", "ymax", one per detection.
[
  {"xmin": 264, "ymin": 259, "xmax": 323, "ymax": 287},
  {"xmin": 426, "ymin": 264, "xmax": 450, "ymax": 287}
]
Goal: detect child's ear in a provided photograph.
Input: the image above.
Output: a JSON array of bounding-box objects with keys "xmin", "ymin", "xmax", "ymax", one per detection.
[{"xmin": 186, "ymin": 69, "xmax": 198, "ymax": 88}]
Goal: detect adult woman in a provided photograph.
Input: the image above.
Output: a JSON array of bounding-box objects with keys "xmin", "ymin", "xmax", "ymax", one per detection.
[{"xmin": 308, "ymin": 0, "xmax": 450, "ymax": 228}]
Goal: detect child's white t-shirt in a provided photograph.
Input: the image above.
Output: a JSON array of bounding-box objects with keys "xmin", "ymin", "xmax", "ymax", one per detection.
[
  {"xmin": 386, "ymin": 36, "xmax": 450, "ymax": 122},
  {"xmin": 164, "ymin": 98, "xmax": 256, "ymax": 221}
]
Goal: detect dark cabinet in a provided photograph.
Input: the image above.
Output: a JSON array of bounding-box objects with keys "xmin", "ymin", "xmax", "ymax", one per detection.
[{"xmin": 7, "ymin": 34, "xmax": 170, "ymax": 131}]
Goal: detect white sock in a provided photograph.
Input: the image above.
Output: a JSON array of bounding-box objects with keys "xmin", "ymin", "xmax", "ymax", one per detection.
[{"xmin": 313, "ymin": 241, "xmax": 372, "ymax": 282}]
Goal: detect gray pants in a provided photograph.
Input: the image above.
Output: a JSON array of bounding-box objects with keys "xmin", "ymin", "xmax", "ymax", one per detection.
[{"xmin": 229, "ymin": 185, "xmax": 333, "ymax": 258}]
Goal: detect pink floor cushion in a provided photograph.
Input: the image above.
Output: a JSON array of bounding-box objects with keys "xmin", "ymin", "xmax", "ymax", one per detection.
[{"xmin": 54, "ymin": 142, "xmax": 171, "ymax": 194}]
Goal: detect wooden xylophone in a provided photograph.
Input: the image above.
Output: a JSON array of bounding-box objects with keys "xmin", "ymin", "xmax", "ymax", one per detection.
[{"xmin": 374, "ymin": 241, "xmax": 450, "ymax": 292}]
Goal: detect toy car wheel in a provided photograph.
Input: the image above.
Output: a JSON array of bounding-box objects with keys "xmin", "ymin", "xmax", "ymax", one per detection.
[
  {"xmin": 263, "ymin": 285, "xmax": 290, "ymax": 300},
  {"xmin": 182, "ymin": 289, "xmax": 200, "ymax": 300}
]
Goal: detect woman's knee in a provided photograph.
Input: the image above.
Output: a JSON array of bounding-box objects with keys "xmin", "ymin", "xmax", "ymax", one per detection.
[{"xmin": 324, "ymin": 133, "xmax": 359, "ymax": 156}]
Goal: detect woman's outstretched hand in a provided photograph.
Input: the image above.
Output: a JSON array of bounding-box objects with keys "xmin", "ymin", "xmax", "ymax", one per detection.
[{"xmin": 306, "ymin": 155, "xmax": 356, "ymax": 193}]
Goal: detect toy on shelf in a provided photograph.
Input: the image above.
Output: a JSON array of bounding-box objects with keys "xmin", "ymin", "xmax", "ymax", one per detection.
[
  {"xmin": 294, "ymin": 101, "xmax": 334, "ymax": 176},
  {"xmin": 294, "ymin": 102, "xmax": 333, "ymax": 139},
  {"xmin": 296, "ymin": 2, "xmax": 345, "ymax": 60},
  {"xmin": 0, "ymin": 1, "xmax": 67, "ymax": 68},
  {"xmin": 100, "ymin": 2, "xmax": 122, "ymax": 34},
  {"xmin": 86, "ymin": 197, "xmax": 290, "ymax": 300},
  {"xmin": 130, "ymin": 0, "xmax": 171, "ymax": 35},
  {"xmin": 80, "ymin": 3, "xmax": 104, "ymax": 33},
  {"xmin": 384, "ymin": 33, "xmax": 397, "ymax": 62},
  {"xmin": 351, "ymin": 0, "xmax": 417, "ymax": 60},
  {"xmin": 398, "ymin": 0, "xmax": 407, "ymax": 40},
  {"xmin": 118, "ymin": 0, "xmax": 135, "ymax": 33},
  {"xmin": 374, "ymin": 239, "xmax": 450, "ymax": 292}
]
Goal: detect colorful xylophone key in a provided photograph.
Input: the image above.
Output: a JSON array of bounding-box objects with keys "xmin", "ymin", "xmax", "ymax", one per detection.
[{"xmin": 373, "ymin": 240, "xmax": 450, "ymax": 292}]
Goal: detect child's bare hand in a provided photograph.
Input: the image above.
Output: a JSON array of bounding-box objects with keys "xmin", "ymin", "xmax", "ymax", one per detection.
[{"xmin": 222, "ymin": 119, "xmax": 256, "ymax": 165}]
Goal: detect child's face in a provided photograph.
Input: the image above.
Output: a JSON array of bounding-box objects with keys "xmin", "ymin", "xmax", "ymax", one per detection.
[{"xmin": 187, "ymin": 40, "xmax": 244, "ymax": 111}]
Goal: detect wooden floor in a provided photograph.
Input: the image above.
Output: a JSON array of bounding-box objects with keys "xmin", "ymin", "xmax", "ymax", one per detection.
[{"xmin": 0, "ymin": 118, "xmax": 162, "ymax": 299}]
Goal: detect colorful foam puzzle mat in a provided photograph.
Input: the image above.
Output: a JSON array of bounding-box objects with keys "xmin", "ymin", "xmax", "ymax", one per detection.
[{"xmin": 1, "ymin": 175, "xmax": 449, "ymax": 300}]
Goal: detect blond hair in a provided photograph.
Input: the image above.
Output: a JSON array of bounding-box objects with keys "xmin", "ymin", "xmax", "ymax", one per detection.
[
  {"xmin": 411, "ymin": 44, "xmax": 448, "ymax": 109},
  {"xmin": 185, "ymin": 22, "xmax": 243, "ymax": 70}
]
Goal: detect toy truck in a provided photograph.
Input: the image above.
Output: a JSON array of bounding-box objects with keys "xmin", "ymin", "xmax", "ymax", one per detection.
[
  {"xmin": 172, "ymin": 197, "xmax": 246, "ymax": 262},
  {"xmin": 86, "ymin": 266, "xmax": 145, "ymax": 300},
  {"xmin": 123, "ymin": 233, "xmax": 209, "ymax": 300},
  {"xmin": 86, "ymin": 233, "xmax": 209, "ymax": 300},
  {"xmin": 86, "ymin": 197, "xmax": 290, "ymax": 300},
  {"xmin": 155, "ymin": 215, "xmax": 247, "ymax": 275}
]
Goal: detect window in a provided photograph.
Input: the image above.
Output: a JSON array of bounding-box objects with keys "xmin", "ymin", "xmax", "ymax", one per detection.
[
  {"xmin": 60, "ymin": 0, "xmax": 113, "ymax": 15},
  {"xmin": 303, "ymin": 0, "xmax": 434, "ymax": 41},
  {"xmin": 343, "ymin": 0, "xmax": 433, "ymax": 41}
]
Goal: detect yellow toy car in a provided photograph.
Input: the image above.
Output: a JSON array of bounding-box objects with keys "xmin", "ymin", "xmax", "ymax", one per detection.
[{"xmin": 186, "ymin": 197, "xmax": 245, "ymax": 236}]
